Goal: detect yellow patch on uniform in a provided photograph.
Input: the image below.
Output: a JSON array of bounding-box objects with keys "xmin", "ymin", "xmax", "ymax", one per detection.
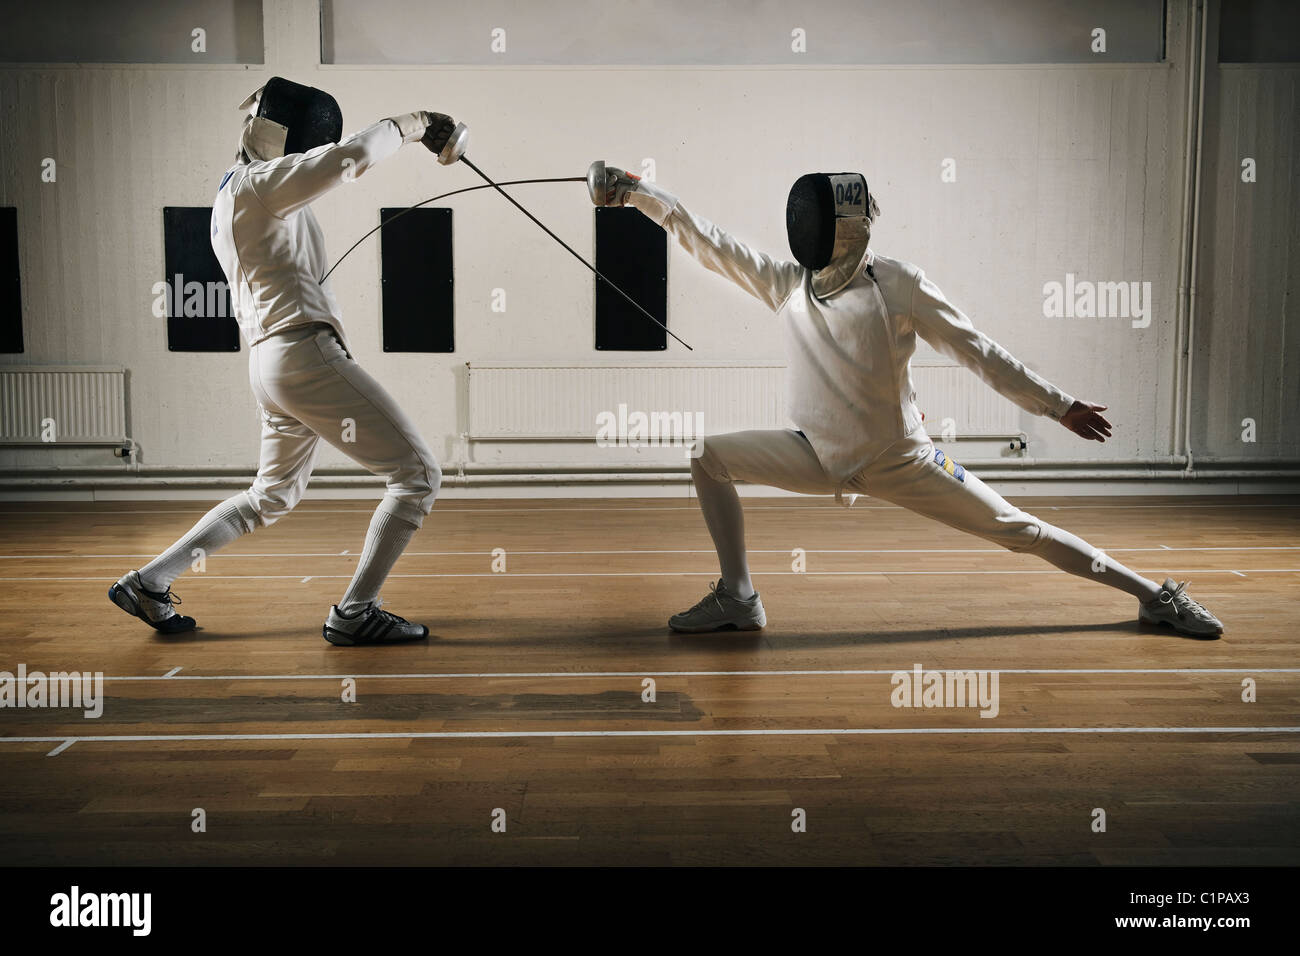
[{"xmin": 933, "ymin": 448, "xmax": 967, "ymax": 483}]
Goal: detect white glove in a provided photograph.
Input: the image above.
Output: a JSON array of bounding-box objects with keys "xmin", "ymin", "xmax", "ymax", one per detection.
[{"xmin": 389, "ymin": 110, "xmax": 434, "ymax": 144}]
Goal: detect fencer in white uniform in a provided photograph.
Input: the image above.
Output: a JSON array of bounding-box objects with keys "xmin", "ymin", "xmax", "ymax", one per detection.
[
  {"xmin": 110, "ymin": 78, "xmax": 459, "ymax": 645},
  {"xmin": 590, "ymin": 165, "xmax": 1224, "ymax": 638}
]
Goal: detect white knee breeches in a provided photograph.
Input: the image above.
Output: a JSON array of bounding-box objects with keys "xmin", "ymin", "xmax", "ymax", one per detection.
[
  {"xmin": 694, "ymin": 427, "xmax": 1050, "ymax": 554},
  {"xmin": 243, "ymin": 324, "xmax": 441, "ymax": 528}
]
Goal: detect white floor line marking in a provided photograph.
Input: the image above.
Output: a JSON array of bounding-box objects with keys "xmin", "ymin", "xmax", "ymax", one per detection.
[
  {"xmin": 46, "ymin": 739, "xmax": 74, "ymax": 756},
  {"xmin": 6, "ymin": 568, "xmax": 1298, "ymax": 582},
  {"xmin": 5, "ymin": 545, "xmax": 1300, "ymax": 560},
  {"xmin": 90, "ymin": 667, "xmax": 1300, "ymax": 683},
  {"xmin": 162, "ymin": 667, "xmax": 182, "ymax": 678},
  {"xmin": 4, "ymin": 726, "xmax": 1299, "ymax": 745},
  {"xmin": 301, "ymin": 576, "xmax": 311, "ymax": 583},
  {"xmin": 1230, "ymin": 570, "xmax": 1248, "ymax": 577},
  {"xmin": 1, "ymin": 502, "xmax": 1297, "ymax": 517}
]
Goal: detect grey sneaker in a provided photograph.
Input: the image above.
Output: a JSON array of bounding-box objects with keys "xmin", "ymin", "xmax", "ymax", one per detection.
[
  {"xmin": 669, "ymin": 580, "xmax": 766, "ymax": 633},
  {"xmin": 323, "ymin": 602, "xmax": 428, "ymax": 646},
  {"xmin": 1139, "ymin": 578, "xmax": 1223, "ymax": 638},
  {"xmin": 108, "ymin": 570, "xmax": 196, "ymax": 634}
]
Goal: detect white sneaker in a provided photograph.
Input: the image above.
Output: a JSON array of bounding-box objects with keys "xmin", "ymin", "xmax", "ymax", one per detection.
[
  {"xmin": 323, "ymin": 603, "xmax": 428, "ymax": 646},
  {"xmin": 1139, "ymin": 578, "xmax": 1224, "ymax": 638},
  {"xmin": 669, "ymin": 580, "xmax": 766, "ymax": 633},
  {"xmin": 108, "ymin": 570, "xmax": 196, "ymax": 634}
]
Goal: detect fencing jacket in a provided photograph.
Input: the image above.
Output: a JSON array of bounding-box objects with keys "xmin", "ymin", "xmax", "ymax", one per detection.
[
  {"xmin": 627, "ymin": 182, "xmax": 1075, "ymax": 485},
  {"xmin": 212, "ymin": 119, "xmax": 407, "ymax": 349}
]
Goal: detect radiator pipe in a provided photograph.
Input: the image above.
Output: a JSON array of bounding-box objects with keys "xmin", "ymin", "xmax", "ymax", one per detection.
[
  {"xmin": 2, "ymin": 463, "xmax": 1297, "ymax": 491},
  {"xmin": 1182, "ymin": 0, "xmax": 1211, "ymax": 475}
]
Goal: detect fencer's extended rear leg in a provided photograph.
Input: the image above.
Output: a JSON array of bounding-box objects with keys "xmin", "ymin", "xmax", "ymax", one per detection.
[
  {"xmin": 136, "ymin": 494, "xmax": 262, "ymax": 594},
  {"xmin": 109, "ymin": 493, "xmax": 261, "ymax": 634},
  {"xmin": 110, "ymin": 402, "xmax": 319, "ymax": 634},
  {"xmin": 856, "ymin": 439, "xmax": 1223, "ymax": 636},
  {"xmin": 859, "ymin": 440, "xmax": 1164, "ymax": 598},
  {"xmin": 1016, "ymin": 521, "xmax": 1159, "ymax": 601}
]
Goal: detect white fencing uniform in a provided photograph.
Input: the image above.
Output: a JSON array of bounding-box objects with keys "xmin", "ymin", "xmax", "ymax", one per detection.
[
  {"xmin": 248, "ymin": 324, "xmax": 439, "ymax": 527},
  {"xmin": 626, "ymin": 183, "xmax": 1158, "ymax": 600},
  {"xmin": 696, "ymin": 427, "xmax": 1049, "ymax": 556},
  {"xmin": 212, "ymin": 118, "xmax": 440, "ymax": 528},
  {"xmin": 124, "ymin": 115, "xmax": 442, "ymax": 627}
]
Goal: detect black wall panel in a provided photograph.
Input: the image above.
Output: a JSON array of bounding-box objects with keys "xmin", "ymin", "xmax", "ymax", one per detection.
[
  {"xmin": 0, "ymin": 208, "xmax": 22, "ymax": 354},
  {"xmin": 164, "ymin": 206, "xmax": 239, "ymax": 352},
  {"xmin": 594, "ymin": 207, "xmax": 667, "ymax": 351},
  {"xmin": 380, "ymin": 207, "xmax": 454, "ymax": 352}
]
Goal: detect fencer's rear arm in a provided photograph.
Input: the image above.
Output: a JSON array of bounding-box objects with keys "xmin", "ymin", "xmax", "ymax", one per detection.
[
  {"xmin": 245, "ymin": 119, "xmax": 407, "ymax": 218},
  {"xmin": 910, "ymin": 270, "xmax": 1075, "ymax": 419},
  {"xmin": 626, "ymin": 184, "xmax": 803, "ymax": 313}
]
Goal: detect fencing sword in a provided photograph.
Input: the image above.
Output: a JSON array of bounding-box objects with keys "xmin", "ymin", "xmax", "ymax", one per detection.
[
  {"xmin": 321, "ymin": 123, "xmax": 692, "ymax": 350},
  {"xmin": 456, "ymin": 154, "xmax": 692, "ymax": 351},
  {"xmin": 319, "ymin": 175, "xmax": 584, "ymax": 285}
]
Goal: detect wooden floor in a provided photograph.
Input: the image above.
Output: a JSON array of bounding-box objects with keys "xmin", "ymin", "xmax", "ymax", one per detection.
[{"xmin": 0, "ymin": 494, "xmax": 1297, "ymax": 866}]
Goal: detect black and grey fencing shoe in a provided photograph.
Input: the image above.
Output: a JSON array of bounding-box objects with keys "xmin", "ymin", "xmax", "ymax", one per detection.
[
  {"xmin": 669, "ymin": 579, "xmax": 766, "ymax": 633},
  {"xmin": 323, "ymin": 603, "xmax": 429, "ymax": 646},
  {"xmin": 1139, "ymin": 578, "xmax": 1224, "ymax": 638},
  {"xmin": 108, "ymin": 570, "xmax": 196, "ymax": 634}
]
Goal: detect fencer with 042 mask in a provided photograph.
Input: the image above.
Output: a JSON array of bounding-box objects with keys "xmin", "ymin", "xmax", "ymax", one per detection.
[
  {"xmin": 590, "ymin": 164, "xmax": 1223, "ymax": 638},
  {"xmin": 109, "ymin": 77, "xmax": 469, "ymax": 646}
]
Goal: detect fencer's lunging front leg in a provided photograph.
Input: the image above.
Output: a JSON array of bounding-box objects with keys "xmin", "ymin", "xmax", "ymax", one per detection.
[
  {"xmin": 337, "ymin": 506, "xmax": 419, "ymax": 614},
  {"xmin": 672, "ymin": 429, "xmax": 833, "ymax": 633},
  {"xmin": 691, "ymin": 455, "xmax": 755, "ymax": 601},
  {"xmin": 668, "ymin": 455, "xmax": 768, "ymax": 633}
]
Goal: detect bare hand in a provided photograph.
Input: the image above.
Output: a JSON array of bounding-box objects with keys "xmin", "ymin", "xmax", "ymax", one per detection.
[{"xmin": 1059, "ymin": 400, "xmax": 1113, "ymax": 442}]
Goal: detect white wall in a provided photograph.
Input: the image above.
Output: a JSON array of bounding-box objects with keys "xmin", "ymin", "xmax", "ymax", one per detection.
[
  {"xmin": 0, "ymin": 0, "xmax": 1294, "ymax": 495},
  {"xmin": 1195, "ymin": 63, "xmax": 1300, "ymax": 462}
]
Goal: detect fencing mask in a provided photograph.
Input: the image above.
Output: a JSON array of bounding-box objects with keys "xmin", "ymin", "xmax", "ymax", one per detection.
[
  {"xmin": 786, "ymin": 172, "xmax": 877, "ymax": 298},
  {"xmin": 237, "ymin": 76, "xmax": 343, "ymax": 163}
]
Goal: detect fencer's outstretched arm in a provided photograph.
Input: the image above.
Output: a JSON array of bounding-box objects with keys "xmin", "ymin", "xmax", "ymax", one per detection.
[
  {"xmin": 623, "ymin": 181, "xmax": 804, "ymax": 313},
  {"xmin": 247, "ymin": 113, "xmax": 455, "ymax": 219},
  {"xmin": 910, "ymin": 271, "xmax": 1076, "ymax": 421}
]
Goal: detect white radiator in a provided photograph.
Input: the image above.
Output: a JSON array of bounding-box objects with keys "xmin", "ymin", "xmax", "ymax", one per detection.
[
  {"xmin": 466, "ymin": 362, "xmax": 1020, "ymax": 441},
  {"xmin": 467, "ymin": 363, "xmax": 786, "ymax": 439},
  {"xmin": 0, "ymin": 366, "xmax": 127, "ymax": 445},
  {"xmin": 911, "ymin": 364, "xmax": 1021, "ymax": 439}
]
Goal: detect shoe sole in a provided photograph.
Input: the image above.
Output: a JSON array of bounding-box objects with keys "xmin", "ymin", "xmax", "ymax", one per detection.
[
  {"xmin": 322, "ymin": 626, "xmax": 357, "ymax": 647},
  {"xmin": 668, "ymin": 618, "xmax": 765, "ymax": 634},
  {"xmin": 322, "ymin": 625, "xmax": 428, "ymax": 647},
  {"xmin": 1138, "ymin": 611, "xmax": 1222, "ymax": 639},
  {"xmin": 108, "ymin": 583, "xmax": 140, "ymax": 618}
]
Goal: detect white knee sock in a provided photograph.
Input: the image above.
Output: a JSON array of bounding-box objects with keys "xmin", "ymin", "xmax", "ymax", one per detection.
[
  {"xmin": 138, "ymin": 495, "xmax": 254, "ymax": 593},
  {"xmin": 691, "ymin": 458, "xmax": 755, "ymax": 600},
  {"xmin": 338, "ymin": 508, "xmax": 418, "ymax": 614},
  {"xmin": 1030, "ymin": 523, "xmax": 1162, "ymax": 602}
]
